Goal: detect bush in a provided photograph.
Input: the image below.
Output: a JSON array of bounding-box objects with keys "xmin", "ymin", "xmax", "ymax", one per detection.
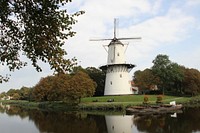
[
  {"xmin": 143, "ymin": 95, "xmax": 149, "ymax": 104},
  {"xmin": 156, "ymin": 95, "xmax": 163, "ymax": 104}
]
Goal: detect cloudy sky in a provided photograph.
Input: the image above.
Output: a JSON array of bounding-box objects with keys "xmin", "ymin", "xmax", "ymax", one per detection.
[{"xmin": 1, "ymin": 0, "xmax": 200, "ymax": 93}]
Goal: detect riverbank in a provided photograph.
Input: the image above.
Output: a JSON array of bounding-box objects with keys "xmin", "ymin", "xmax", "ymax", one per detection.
[{"xmin": 1, "ymin": 95, "xmax": 200, "ymax": 111}]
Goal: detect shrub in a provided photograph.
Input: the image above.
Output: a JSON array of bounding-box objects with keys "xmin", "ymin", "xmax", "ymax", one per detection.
[
  {"xmin": 143, "ymin": 95, "xmax": 149, "ymax": 104},
  {"xmin": 156, "ymin": 95, "xmax": 163, "ymax": 104}
]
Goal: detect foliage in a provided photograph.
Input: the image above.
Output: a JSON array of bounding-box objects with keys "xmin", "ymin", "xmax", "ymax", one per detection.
[
  {"xmin": 70, "ymin": 66, "xmax": 105, "ymax": 96},
  {"xmin": 66, "ymin": 71, "xmax": 97, "ymax": 103},
  {"xmin": 0, "ymin": 0, "xmax": 84, "ymax": 83},
  {"xmin": 1, "ymin": 86, "xmax": 32, "ymax": 100},
  {"xmin": 133, "ymin": 54, "xmax": 200, "ymax": 96},
  {"xmin": 143, "ymin": 95, "xmax": 149, "ymax": 104},
  {"xmin": 182, "ymin": 68, "xmax": 200, "ymax": 96},
  {"xmin": 33, "ymin": 76, "xmax": 56, "ymax": 101},
  {"xmin": 151, "ymin": 54, "xmax": 184, "ymax": 94},
  {"xmin": 156, "ymin": 95, "xmax": 163, "ymax": 103},
  {"xmin": 152, "ymin": 54, "xmax": 184, "ymax": 91},
  {"xmin": 85, "ymin": 67, "xmax": 105, "ymax": 96},
  {"xmin": 32, "ymin": 71, "xmax": 96, "ymax": 104},
  {"xmin": 134, "ymin": 69, "xmax": 160, "ymax": 90}
]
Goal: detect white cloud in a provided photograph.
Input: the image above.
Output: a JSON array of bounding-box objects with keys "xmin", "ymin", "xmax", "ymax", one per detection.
[{"xmin": 186, "ymin": 0, "xmax": 200, "ymax": 6}]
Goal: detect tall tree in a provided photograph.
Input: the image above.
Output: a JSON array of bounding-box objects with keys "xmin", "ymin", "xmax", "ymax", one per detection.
[
  {"xmin": 152, "ymin": 54, "xmax": 171, "ymax": 92},
  {"xmin": 0, "ymin": 0, "xmax": 84, "ymax": 82},
  {"xmin": 151, "ymin": 54, "xmax": 184, "ymax": 94},
  {"xmin": 85, "ymin": 67, "xmax": 105, "ymax": 96},
  {"xmin": 183, "ymin": 68, "xmax": 200, "ymax": 96}
]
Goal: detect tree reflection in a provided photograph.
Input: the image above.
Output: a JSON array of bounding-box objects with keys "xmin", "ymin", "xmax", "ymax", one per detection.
[
  {"xmin": 0, "ymin": 105, "xmax": 107, "ymax": 133},
  {"xmin": 1, "ymin": 105, "xmax": 200, "ymax": 133},
  {"xmin": 133, "ymin": 108, "xmax": 200, "ymax": 133},
  {"xmin": 28, "ymin": 111, "xmax": 106, "ymax": 133}
]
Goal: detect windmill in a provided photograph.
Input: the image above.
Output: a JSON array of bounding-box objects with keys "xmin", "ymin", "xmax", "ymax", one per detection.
[{"xmin": 91, "ymin": 19, "xmax": 141, "ymax": 95}]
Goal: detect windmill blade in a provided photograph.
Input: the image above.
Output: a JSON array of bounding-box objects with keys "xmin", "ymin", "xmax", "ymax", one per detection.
[
  {"xmin": 117, "ymin": 37, "xmax": 142, "ymax": 40},
  {"xmin": 90, "ymin": 38, "xmax": 112, "ymax": 41}
]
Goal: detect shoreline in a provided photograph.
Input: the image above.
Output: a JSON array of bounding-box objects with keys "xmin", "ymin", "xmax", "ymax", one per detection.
[{"xmin": 1, "ymin": 95, "xmax": 200, "ymax": 112}]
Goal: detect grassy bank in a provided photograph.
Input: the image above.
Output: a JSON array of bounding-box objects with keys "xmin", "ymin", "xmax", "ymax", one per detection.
[
  {"xmin": 0, "ymin": 100, "xmax": 78, "ymax": 111},
  {"xmin": 79, "ymin": 95, "xmax": 191, "ymax": 111},
  {"xmin": 0, "ymin": 95, "xmax": 195, "ymax": 111}
]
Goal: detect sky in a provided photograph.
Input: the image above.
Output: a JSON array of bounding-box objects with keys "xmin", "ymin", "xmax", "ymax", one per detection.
[{"xmin": 1, "ymin": 0, "xmax": 200, "ymax": 93}]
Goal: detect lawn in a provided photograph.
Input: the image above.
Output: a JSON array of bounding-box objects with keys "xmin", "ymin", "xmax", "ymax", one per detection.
[{"xmin": 81, "ymin": 95, "xmax": 190, "ymax": 104}]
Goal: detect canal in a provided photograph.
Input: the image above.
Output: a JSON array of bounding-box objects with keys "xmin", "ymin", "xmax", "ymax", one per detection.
[{"xmin": 0, "ymin": 104, "xmax": 200, "ymax": 133}]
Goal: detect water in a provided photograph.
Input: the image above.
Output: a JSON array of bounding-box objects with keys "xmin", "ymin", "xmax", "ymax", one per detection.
[{"xmin": 0, "ymin": 104, "xmax": 200, "ymax": 133}]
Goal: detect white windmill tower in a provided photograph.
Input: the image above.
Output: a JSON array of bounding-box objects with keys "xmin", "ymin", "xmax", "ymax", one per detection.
[{"xmin": 91, "ymin": 19, "xmax": 141, "ymax": 95}]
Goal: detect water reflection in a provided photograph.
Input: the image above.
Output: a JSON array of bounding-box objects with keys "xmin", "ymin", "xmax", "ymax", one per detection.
[
  {"xmin": 105, "ymin": 115, "xmax": 139, "ymax": 133},
  {"xmin": 1, "ymin": 103, "xmax": 200, "ymax": 133}
]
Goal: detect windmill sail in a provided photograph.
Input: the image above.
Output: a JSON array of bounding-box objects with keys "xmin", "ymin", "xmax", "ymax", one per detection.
[{"xmin": 90, "ymin": 18, "xmax": 141, "ymax": 41}]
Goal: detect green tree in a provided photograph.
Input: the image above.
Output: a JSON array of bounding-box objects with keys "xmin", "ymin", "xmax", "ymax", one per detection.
[
  {"xmin": 167, "ymin": 63, "xmax": 184, "ymax": 94},
  {"xmin": 152, "ymin": 54, "xmax": 171, "ymax": 89},
  {"xmin": 151, "ymin": 54, "xmax": 184, "ymax": 94},
  {"xmin": 0, "ymin": 92, "xmax": 7, "ymax": 99},
  {"xmin": 19, "ymin": 86, "xmax": 32, "ymax": 100},
  {"xmin": 12, "ymin": 93, "xmax": 21, "ymax": 100},
  {"xmin": 0, "ymin": 0, "xmax": 84, "ymax": 82},
  {"xmin": 7, "ymin": 89, "xmax": 18, "ymax": 97},
  {"xmin": 85, "ymin": 67, "xmax": 105, "ymax": 96}
]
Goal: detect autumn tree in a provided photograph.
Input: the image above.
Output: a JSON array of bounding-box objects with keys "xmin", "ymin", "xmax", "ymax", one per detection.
[
  {"xmin": 32, "ymin": 76, "xmax": 55, "ymax": 101},
  {"xmin": 32, "ymin": 71, "xmax": 96, "ymax": 104},
  {"xmin": 70, "ymin": 66, "xmax": 105, "ymax": 96},
  {"xmin": 134, "ymin": 69, "xmax": 159, "ymax": 91},
  {"xmin": 182, "ymin": 68, "xmax": 200, "ymax": 96},
  {"xmin": 67, "ymin": 71, "xmax": 96, "ymax": 103},
  {"xmin": 0, "ymin": 0, "xmax": 84, "ymax": 83}
]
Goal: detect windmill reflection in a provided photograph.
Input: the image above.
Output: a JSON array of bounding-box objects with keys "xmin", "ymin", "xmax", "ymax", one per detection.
[{"xmin": 105, "ymin": 115, "xmax": 138, "ymax": 133}]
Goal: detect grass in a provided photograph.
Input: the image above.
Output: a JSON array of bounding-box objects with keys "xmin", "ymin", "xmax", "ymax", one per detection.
[
  {"xmin": 79, "ymin": 95, "xmax": 191, "ymax": 111},
  {"xmin": 81, "ymin": 95, "xmax": 189, "ymax": 104},
  {"xmin": 0, "ymin": 95, "xmax": 192, "ymax": 111}
]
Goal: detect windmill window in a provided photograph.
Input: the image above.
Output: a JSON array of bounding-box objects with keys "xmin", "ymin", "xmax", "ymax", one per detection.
[
  {"xmin": 110, "ymin": 81, "xmax": 112, "ymax": 85},
  {"xmin": 120, "ymin": 74, "xmax": 122, "ymax": 78},
  {"xmin": 117, "ymin": 53, "xmax": 120, "ymax": 56}
]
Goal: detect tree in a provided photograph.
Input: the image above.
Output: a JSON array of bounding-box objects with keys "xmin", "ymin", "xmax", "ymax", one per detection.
[
  {"xmin": 152, "ymin": 54, "xmax": 171, "ymax": 88},
  {"xmin": 134, "ymin": 69, "xmax": 160, "ymax": 91},
  {"xmin": 167, "ymin": 63, "xmax": 184, "ymax": 93},
  {"xmin": 151, "ymin": 54, "xmax": 184, "ymax": 94},
  {"xmin": 182, "ymin": 68, "xmax": 200, "ymax": 96},
  {"xmin": 0, "ymin": 92, "xmax": 7, "ymax": 99},
  {"xmin": 19, "ymin": 86, "xmax": 32, "ymax": 100},
  {"xmin": 32, "ymin": 76, "xmax": 55, "ymax": 101},
  {"xmin": 85, "ymin": 67, "xmax": 105, "ymax": 96},
  {"xmin": 32, "ymin": 71, "xmax": 96, "ymax": 104},
  {"xmin": 67, "ymin": 71, "xmax": 96, "ymax": 103},
  {"xmin": 0, "ymin": 0, "xmax": 84, "ymax": 82},
  {"xmin": 12, "ymin": 93, "xmax": 21, "ymax": 100}
]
